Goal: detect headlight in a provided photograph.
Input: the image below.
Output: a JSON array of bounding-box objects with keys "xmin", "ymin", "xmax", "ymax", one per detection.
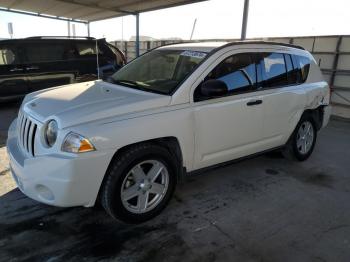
[
  {"xmin": 45, "ymin": 120, "xmax": 58, "ymax": 147},
  {"xmin": 62, "ymin": 132, "xmax": 95, "ymax": 153}
]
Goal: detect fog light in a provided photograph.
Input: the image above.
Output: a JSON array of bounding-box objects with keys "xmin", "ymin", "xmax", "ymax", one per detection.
[{"xmin": 35, "ymin": 185, "xmax": 54, "ymax": 201}]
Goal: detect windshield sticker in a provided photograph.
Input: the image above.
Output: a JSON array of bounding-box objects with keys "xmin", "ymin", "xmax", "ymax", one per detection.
[{"xmin": 180, "ymin": 50, "xmax": 207, "ymax": 59}]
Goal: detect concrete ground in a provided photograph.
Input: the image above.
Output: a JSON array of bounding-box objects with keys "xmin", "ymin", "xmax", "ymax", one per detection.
[{"xmin": 1, "ymin": 102, "xmax": 350, "ymax": 262}]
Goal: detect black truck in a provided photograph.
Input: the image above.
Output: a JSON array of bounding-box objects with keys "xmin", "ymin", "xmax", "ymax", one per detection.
[{"xmin": 0, "ymin": 36, "xmax": 126, "ymax": 102}]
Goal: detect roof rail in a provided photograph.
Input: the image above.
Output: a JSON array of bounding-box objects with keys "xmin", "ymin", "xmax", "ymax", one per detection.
[
  {"xmin": 221, "ymin": 40, "xmax": 305, "ymax": 50},
  {"xmin": 153, "ymin": 40, "xmax": 306, "ymax": 51},
  {"xmin": 26, "ymin": 36, "xmax": 96, "ymax": 40}
]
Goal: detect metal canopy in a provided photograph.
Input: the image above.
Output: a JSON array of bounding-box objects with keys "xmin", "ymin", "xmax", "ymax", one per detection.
[
  {"xmin": 0, "ymin": 0, "xmax": 250, "ymax": 58},
  {"xmin": 0, "ymin": 0, "xmax": 206, "ymax": 23}
]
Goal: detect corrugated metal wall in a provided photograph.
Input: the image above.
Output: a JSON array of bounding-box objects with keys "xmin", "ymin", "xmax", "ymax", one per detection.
[{"xmin": 111, "ymin": 35, "xmax": 350, "ymax": 118}]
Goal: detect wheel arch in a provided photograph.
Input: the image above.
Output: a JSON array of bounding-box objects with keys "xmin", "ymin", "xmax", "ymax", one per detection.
[
  {"xmin": 301, "ymin": 105, "xmax": 325, "ymax": 131},
  {"xmin": 285, "ymin": 105, "xmax": 324, "ymax": 146},
  {"xmin": 95, "ymin": 136, "xmax": 185, "ymax": 205}
]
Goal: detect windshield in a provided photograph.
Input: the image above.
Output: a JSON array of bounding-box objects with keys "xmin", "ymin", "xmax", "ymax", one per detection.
[{"xmin": 109, "ymin": 49, "xmax": 207, "ymax": 95}]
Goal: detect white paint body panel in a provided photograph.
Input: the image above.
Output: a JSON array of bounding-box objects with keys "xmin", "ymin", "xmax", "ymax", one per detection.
[
  {"xmin": 193, "ymin": 93, "xmax": 263, "ymax": 169},
  {"xmin": 7, "ymin": 42, "xmax": 331, "ymax": 207}
]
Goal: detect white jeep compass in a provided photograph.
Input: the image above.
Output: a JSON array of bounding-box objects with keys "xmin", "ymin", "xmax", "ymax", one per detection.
[{"xmin": 7, "ymin": 41, "xmax": 331, "ymax": 223}]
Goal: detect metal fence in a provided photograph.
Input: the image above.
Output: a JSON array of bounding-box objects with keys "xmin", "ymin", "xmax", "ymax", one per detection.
[{"xmin": 111, "ymin": 35, "xmax": 350, "ymax": 118}]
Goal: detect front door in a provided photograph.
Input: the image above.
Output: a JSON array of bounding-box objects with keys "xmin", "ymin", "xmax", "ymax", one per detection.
[{"xmin": 193, "ymin": 53, "xmax": 264, "ymax": 169}]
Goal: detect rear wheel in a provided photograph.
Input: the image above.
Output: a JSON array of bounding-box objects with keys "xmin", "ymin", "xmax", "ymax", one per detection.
[
  {"xmin": 101, "ymin": 143, "xmax": 177, "ymax": 223},
  {"xmin": 283, "ymin": 115, "xmax": 317, "ymax": 161}
]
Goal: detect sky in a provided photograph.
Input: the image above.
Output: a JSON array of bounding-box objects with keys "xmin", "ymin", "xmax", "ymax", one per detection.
[{"xmin": 0, "ymin": 0, "xmax": 350, "ymax": 41}]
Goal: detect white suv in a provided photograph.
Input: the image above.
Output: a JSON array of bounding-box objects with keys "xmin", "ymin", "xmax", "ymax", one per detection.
[{"xmin": 7, "ymin": 41, "xmax": 331, "ymax": 223}]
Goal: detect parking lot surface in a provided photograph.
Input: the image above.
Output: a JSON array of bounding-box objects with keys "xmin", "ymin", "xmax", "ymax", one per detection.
[{"xmin": 1, "ymin": 103, "xmax": 350, "ymax": 262}]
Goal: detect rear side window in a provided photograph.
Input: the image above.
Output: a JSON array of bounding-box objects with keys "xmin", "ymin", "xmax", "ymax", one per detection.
[
  {"xmin": 23, "ymin": 43, "xmax": 66, "ymax": 63},
  {"xmin": 259, "ymin": 53, "xmax": 288, "ymax": 88},
  {"xmin": 284, "ymin": 54, "xmax": 298, "ymax": 84},
  {"xmin": 205, "ymin": 53, "xmax": 257, "ymax": 94}
]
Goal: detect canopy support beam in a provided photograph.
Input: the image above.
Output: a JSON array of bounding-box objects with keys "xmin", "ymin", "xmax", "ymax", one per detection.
[
  {"xmin": 67, "ymin": 21, "xmax": 71, "ymax": 37},
  {"xmin": 0, "ymin": 7, "xmax": 87, "ymax": 24},
  {"xmin": 241, "ymin": 0, "xmax": 249, "ymax": 40},
  {"xmin": 135, "ymin": 13, "xmax": 140, "ymax": 57}
]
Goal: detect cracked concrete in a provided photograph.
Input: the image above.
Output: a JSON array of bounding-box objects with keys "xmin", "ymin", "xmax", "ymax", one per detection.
[{"xmin": 1, "ymin": 103, "xmax": 350, "ymax": 261}]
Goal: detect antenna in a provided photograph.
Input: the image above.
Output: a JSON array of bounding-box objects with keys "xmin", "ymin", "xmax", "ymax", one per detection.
[
  {"xmin": 8, "ymin": 22, "xmax": 13, "ymax": 39},
  {"xmin": 190, "ymin": 18, "xmax": 197, "ymax": 40},
  {"xmin": 95, "ymin": 39, "xmax": 100, "ymax": 79}
]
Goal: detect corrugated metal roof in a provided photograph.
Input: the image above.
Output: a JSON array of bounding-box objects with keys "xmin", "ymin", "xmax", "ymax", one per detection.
[{"xmin": 0, "ymin": 0, "xmax": 206, "ymax": 22}]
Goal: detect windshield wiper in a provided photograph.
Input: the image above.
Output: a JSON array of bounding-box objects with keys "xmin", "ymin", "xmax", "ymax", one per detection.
[
  {"xmin": 112, "ymin": 79, "xmax": 158, "ymax": 92},
  {"xmin": 108, "ymin": 78, "xmax": 168, "ymax": 95},
  {"xmin": 112, "ymin": 79, "xmax": 139, "ymax": 87}
]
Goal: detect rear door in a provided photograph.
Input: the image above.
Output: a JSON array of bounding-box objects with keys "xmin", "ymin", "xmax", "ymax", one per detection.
[
  {"xmin": 22, "ymin": 40, "xmax": 75, "ymax": 92},
  {"xmin": 257, "ymin": 52, "xmax": 306, "ymax": 147},
  {"xmin": 0, "ymin": 42, "xmax": 28, "ymax": 99}
]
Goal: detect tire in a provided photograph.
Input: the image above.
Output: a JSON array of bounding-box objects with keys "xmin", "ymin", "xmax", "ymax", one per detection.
[
  {"xmin": 101, "ymin": 143, "xmax": 178, "ymax": 224},
  {"xmin": 283, "ymin": 114, "xmax": 317, "ymax": 161}
]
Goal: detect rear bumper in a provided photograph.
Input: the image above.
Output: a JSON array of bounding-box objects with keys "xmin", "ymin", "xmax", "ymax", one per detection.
[
  {"xmin": 7, "ymin": 119, "xmax": 114, "ymax": 207},
  {"xmin": 322, "ymin": 105, "xmax": 332, "ymax": 128}
]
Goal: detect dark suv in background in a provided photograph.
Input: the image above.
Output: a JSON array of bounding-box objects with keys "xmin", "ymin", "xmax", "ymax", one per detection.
[{"xmin": 0, "ymin": 36, "xmax": 126, "ymax": 102}]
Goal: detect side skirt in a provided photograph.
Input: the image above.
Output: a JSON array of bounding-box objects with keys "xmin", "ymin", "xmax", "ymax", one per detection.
[{"xmin": 185, "ymin": 146, "xmax": 285, "ymax": 177}]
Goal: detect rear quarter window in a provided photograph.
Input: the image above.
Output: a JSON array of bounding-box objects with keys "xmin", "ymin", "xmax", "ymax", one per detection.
[
  {"xmin": 75, "ymin": 41, "xmax": 103, "ymax": 57},
  {"xmin": 292, "ymin": 54, "xmax": 311, "ymax": 83},
  {"xmin": 297, "ymin": 55, "xmax": 311, "ymax": 82},
  {"xmin": 0, "ymin": 45, "xmax": 17, "ymax": 65}
]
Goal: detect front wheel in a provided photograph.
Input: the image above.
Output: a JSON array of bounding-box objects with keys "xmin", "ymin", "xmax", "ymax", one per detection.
[
  {"xmin": 283, "ymin": 116, "xmax": 317, "ymax": 161},
  {"xmin": 101, "ymin": 144, "xmax": 177, "ymax": 223}
]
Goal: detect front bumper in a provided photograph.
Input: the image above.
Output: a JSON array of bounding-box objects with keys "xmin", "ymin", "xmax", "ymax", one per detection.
[{"xmin": 6, "ymin": 119, "xmax": 114, "ymax": 207}]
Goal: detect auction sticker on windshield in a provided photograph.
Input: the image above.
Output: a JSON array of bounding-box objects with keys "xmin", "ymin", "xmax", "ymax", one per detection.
[{"xmin": 180, "ymin": 50, "xmax": 207, "ymax": 59}]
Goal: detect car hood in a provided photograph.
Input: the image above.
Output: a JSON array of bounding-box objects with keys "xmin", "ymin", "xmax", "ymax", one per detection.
[{"xmin": 22, "ymin": 80, "xmax": 171, "ymax": 128}]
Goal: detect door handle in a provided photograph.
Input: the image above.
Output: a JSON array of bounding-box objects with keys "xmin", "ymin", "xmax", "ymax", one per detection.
[
  {"xmin": 10, "ymin": 68, "xmax": 23, "ymax": 72},
  {"xmin": 26, "ymin": 66, "xmax": 39, "ymax": 70},
  {"xmin": 246, "ymin": 99, "xmax": 263, "ymax": 106}
]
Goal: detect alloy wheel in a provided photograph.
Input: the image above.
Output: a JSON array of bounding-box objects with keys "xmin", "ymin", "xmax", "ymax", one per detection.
[
  {"xmin": 296, "ymin": 121, "xmax": 314, "ymax": 155},
  {"xmin": 120, "ymin": 160, "xmax": 169, "ymax": 214}
]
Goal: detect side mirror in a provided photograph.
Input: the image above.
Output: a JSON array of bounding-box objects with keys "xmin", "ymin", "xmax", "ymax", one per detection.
[{"xmin": 201, "ymin": 79, "xmax": 228, "ymax": 97}]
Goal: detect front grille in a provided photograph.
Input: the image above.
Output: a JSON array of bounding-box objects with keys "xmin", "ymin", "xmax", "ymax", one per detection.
[{"xmin": 17, "ymin": 112, "xmax": 37, "ymax": 157}]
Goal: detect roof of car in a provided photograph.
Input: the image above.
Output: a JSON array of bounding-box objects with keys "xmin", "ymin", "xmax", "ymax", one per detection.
[
  {"xmin": 0, "ymin": 36, "xmax": 99, "ymax": 43},
  {"xmin": 159, "ymin": 40, "xmax": 305, "ymax": 52}
]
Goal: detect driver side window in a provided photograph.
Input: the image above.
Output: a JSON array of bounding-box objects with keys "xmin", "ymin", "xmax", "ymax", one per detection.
[{"xmin": 194, "ymin": 53, "xmax": 257, "ymax": 101}]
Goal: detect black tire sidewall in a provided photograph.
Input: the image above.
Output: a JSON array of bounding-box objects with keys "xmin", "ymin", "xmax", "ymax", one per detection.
[
  {"xmin": 292, "ymin": 116, "xmax": 317, "ymax": 161},
  {"xmin": 102, "ymin": 144, "xmax": 177, "ymax": 223}
]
